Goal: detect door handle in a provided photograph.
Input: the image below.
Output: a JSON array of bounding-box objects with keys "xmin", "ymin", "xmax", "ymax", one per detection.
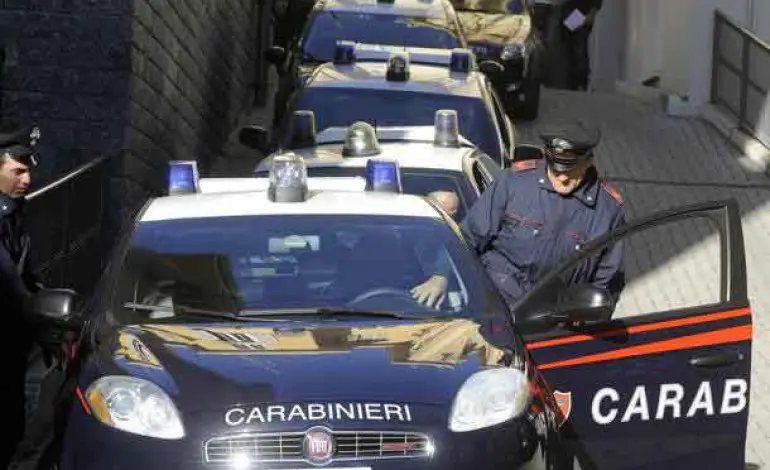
[{"xmin": 689, "ymin": 351, "xmax": 744, "ymax": 368}]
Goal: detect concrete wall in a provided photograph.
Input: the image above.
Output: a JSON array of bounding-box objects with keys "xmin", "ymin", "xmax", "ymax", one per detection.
[{"xmin": 595, "ymin": 0, "xmax": 770, "ymax": 117}]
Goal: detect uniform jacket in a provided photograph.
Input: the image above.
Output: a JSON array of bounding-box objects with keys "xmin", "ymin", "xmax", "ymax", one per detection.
[
  {"xmin": 460, "ymin": 159, "xmax": 625, "ymax": 305},
  {"xmin": 0, "ymin": 193, "xmax": 40, "ymax": 327}
]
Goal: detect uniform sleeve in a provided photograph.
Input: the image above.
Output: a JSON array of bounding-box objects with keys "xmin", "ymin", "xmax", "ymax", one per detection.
[
  {"xmin": 591, "ymin": 208, "xmax": 626, "ymax": 301},
  {"xmin": 0, "ymin": 236, "xmax": 35, "ymax": 322},
  {"xmin": 460, "ymin": 173, "xmax": 512, "ymax": 254}
]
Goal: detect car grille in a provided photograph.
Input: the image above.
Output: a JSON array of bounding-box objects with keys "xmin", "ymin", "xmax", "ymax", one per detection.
[{"xmin": 204, "ymin": 430, "xmax": 431, "ymax": 464}]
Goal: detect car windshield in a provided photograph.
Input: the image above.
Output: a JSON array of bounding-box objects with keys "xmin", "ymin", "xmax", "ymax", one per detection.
[
  {"xmin": 301, "ymin": 10, "xmax": 462, "ymax": 61},
  {"xmin": 291, "ymin": 88, "xmax": 502, "ymax": 162},
  {"xmin": 449, "ymin": 0, "xmax": 523, "ymax": 13},
  {"xmin": 253, "ymin": 168, "xmax": 475, "ymax": 222},
  {"xmin": 110, "ymin": 215, "xmax": 498, "ymax": 325}
]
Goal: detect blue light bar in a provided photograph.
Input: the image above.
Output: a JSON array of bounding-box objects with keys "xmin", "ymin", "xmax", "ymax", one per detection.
[
  {"xmin": 167, "ymin": 160, "xmax": 199, "ymax": 195},
  {"xmin": 449, "ymin": 49, "xmax": 472, "ymax": 73},
  {"xmin": 334, "ymin": 40, "xmax": 356, "ymax": 64},
  {"xmin": 365, "ymin": 159, "xmax": 402, "ymax": 193}
]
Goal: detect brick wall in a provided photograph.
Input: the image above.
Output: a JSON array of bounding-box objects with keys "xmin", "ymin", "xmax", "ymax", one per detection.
[
  {"xmin": 0, "ymin": 1, "xmax": 133, "ymax": 181},
  {"xmin": 0, "ymin": 0, "xmax": 262, "ymax": 286},
  {"xmin": 123, "ymin": 0, "xmax": 259, "ymax": 208}
]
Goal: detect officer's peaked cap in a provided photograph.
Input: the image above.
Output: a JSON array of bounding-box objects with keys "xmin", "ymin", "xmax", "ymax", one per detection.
[
  {"xmin": 539, "ymin": 122, "xmax": 600, "ymax": 172},
  {"xmin": 0, "ymin": 125, "xmax": 41, "ymax": 167},
  {"xmin": 539, "ymin": 122, "xmax": 601, "ymax": 154}
]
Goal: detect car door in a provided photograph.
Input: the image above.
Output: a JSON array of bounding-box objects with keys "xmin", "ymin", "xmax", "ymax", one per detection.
[
  {"xmin": 513, "ymin": 199, "xmax": 752, "ymax": 470},
  {"xmin": 485, "ymin": 80, "xmax": 517, "ymax": 164}
]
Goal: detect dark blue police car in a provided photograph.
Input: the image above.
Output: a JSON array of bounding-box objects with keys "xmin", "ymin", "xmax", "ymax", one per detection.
[
  {"xmin": 253, "ymin": 43, "xmax": 519, "ymax": 167},
  {"xmin": 28, "ymin": 159, "xmax": 754, "ymax": 469},
  {"xmin": 267, "ymin": 0, "xmax": 468, "ymax": 128}
]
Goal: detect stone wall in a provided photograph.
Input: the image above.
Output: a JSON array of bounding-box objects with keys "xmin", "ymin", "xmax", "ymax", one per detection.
[{"xmin": 123, "ymin": 0, "xmax": 259, "ymax": 206}]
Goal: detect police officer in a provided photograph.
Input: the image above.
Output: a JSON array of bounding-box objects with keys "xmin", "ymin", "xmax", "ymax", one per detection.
[
  {"xmin": 0, "ymin": 125, "xmax": 43, "ymax": 468},
  {"xmin": 560, "ymin": 0, "xmax": 603, "ymax": 90},
  {"xmin": 412, "ymin": 123, "xmax": 625, "ymax": 311}
]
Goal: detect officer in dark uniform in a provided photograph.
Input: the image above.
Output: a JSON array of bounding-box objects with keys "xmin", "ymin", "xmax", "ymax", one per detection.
[
  {"xmin": 0, "ymin": 126, "xmax": 43, "ymax": 468},
  {"xmin": 412, "ymin": 123, "xmax": 625, "ymax": 310},
  {"xmin": 560, "ymin": 0, "xmax": 603, "ymax": 90},
  {"xmin": 461, "ymin": 123, "xmax": 625, "ymax": 309}
]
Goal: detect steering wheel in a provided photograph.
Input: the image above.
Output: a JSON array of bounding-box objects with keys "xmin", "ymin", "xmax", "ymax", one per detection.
[{"xmin": 348, "ymin": 287, "xmax": 418, "ymax": 306}]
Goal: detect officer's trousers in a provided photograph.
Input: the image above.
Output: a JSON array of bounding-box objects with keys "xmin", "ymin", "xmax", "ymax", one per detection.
[
  {"xmin": 3, "ymin": 343, "xmax": 33, "ymax": 469},
  {"xmin": 8, "ymin": 362, "xmax": 70, "ymax": 470},
  {"xmin": 561, "ymin": 25, "xmax": 593, "ymax": 91}
]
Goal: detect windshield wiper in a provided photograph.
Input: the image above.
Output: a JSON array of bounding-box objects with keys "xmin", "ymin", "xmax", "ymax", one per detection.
[
  {"xmin": 122, "ymin": 303, "xmax": 249, "ymax": 321},
  {"xmin": 238, "ymin": 308, "xmax": 410, "ymax": 319}
]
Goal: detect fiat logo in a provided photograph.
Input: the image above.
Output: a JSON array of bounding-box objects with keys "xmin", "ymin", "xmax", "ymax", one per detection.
[{"xmin": 303, "ymin": 427, "xmax": 334, "ymax": 464}]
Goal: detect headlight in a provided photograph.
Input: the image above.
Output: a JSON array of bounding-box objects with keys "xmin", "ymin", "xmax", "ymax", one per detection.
[
  {"xmin": 85, "ymin": 375, "xmax": 185, "ymax": 439},
  {"xmin": 448, "ymin": 368, "xmax": 530, "ymax": 432},
  {"xmin": 501, "ymin": 43, "xmax": 528, "ymax": 61}
]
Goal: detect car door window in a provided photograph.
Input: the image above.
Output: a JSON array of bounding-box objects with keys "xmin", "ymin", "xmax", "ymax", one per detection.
[
  {"xmin": 485, "ymin": 83, "xmax": 513, "ymax": 159},
  {"xmin": 490, "ymin": 88, "xmax": 515, "ymax": 152},
  {"xmin": 476, "ymin": 151, "xmax": 504, "ymax": 177},
  {"xmin": 515, "ymin": 200, "xmax": 751, "ymax": 470}
]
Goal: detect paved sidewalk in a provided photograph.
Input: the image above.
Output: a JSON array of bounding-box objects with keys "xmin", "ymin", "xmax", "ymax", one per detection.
[{"xmin": 517, "ymin": 88, "xmax": 770, "ymax": 468}]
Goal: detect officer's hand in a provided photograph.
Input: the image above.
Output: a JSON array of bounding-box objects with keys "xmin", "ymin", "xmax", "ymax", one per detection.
[{"xmin": 410, "ymin": 275, "xmax": 448, "ymax": 309}]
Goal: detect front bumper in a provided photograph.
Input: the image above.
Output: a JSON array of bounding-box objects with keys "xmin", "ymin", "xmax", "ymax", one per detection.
[{"xmin": 57, "ymin": 405, "xmax": 553, "ymax": 470}]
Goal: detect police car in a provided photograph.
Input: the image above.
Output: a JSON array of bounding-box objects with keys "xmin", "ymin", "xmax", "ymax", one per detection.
[
  {"xmin": 31, "ymin": 162, "xmax": 753, "ymax": 469},
  {"xmin": 450, "ymin": 0, "xmax": 545, "ymax": 119},
  {"xmin": 31, "ymin": 157, "xmax": 571, "ymax": 469},
  {"xmin": 266, "ymin": 0, "xmax": 467, "ymax": 127},
  {"xmin": 237, "ymin": 108, "xmax": 503, "ymax": 222},
  {"xmin": 249, "ymin": 43, "xmax": 519, "ymax": 167}
]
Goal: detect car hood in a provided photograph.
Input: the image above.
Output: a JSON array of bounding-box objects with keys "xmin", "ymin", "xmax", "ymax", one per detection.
[
  {"xmin": 457, "ymin": 11, "xmax": 531, "ymax": 50},
  {"xmin": 98, "ymin": 317, "xmax": 520, "ymax": 421}
]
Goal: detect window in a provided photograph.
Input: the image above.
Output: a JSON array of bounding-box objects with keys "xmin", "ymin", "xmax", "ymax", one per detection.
[
  {"xmin": 111, "ymin": 215, "xmax": 502, "ymax": 325},
  {"xmin": 488, "ymin": 87, "xmax": 512, "ymax": 156},
  {"xmin": 301, "ymin": 11, "xmax": 462, "ymax": 62}
]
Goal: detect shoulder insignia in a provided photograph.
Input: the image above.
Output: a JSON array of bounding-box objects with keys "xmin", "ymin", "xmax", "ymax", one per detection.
[
  {"xmin": 511, "ymin": 159, "xmax": 538, "ymax": 172},
  {"xmin": 0, "ymin": 196, "xmax": 15, "ymax": 216},
  {"xmin": 600, "ymin": 181, "xmax": 624, "ymax": 205}
]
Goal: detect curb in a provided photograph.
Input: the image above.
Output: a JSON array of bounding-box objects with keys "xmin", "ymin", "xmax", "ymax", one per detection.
[{"xmin": 700, "ymin": 103, "xmax": 770, "ymax": 175}]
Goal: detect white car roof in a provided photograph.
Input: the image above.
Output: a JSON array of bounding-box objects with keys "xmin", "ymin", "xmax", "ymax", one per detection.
[
  {"xmin": 140, "ymin": 190, "xmax": 442, "ymax": 223},
  {"xmin": 256, "ymin": 133, "xmax": 477, "ymax": 174}
]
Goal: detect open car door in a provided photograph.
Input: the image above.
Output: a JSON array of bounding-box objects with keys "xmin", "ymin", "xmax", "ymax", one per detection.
[{"xmin": 513, "ymin": 199, "xmax": 752, "ymax": 470}]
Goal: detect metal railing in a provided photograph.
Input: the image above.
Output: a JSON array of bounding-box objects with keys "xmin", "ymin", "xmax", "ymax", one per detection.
[
  {"xmin": 711, "ymin": 9, "xmax": 770, "ymax": 148},
  {"xmin": 23, "ymin": 153, "xmax": 123, "ymax": 419},
  {"xmin": 24, "ymin": 153, "xmax": 120, "ymax": 297}
]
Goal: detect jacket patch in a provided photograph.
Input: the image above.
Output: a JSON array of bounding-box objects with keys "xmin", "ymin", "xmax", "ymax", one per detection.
[
  {"xmin": 600, "ymin": 181, "xmax": 624, "ymax": 205},
  {"xmin": 511, "ymin": 160, "xmax": 538, "ymax": 172},
  {"xmin": 505, "ymin": 211, "xmax": 544, "ymax": 227}
]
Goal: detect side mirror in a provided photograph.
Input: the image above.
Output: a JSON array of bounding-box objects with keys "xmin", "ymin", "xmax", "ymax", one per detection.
[
  {"xmin": 513, "ymin": 144, "xmax": 544, "ymax": 162},
  {"xmin": 479, "ymin": 60, "xmax": 505, "ymax": 81},
  {"xmin": 265, "ymin": 45, "xmax": 287, "ymax": 65},
  {"xmin": 31, "ymin": 288, "xmax": 82, "ymax": 329},
  {"xmin": 238, "ymin": 125, "xmax": 270, "ymax": 152},
  {"xmin": 526, "ymin": 284, "xmax": 614, "ymax": 325}
]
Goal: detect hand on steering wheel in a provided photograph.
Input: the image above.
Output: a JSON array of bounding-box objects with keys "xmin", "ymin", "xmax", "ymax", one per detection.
[{"xmin": 348, "ymin": 287, "xmax": 417, "ymax": 306}]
